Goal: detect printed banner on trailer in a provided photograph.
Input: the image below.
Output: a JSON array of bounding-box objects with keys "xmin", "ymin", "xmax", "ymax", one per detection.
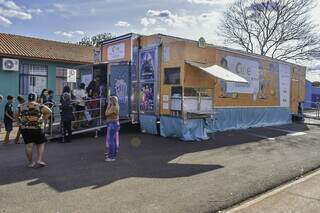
[
  {"xmin": 225, "ymin": 56, "xmax": 260, "ymax": 94},
  {"xmin": 140, "ymin": 83, "xmax": 154, "ymax": 112},
  {"xmin": 140, "ymin": 48, "xmax": 157, "ymax": 81},
  {"xmin": 279, "ymin": 64, "xmax": 291, "ymax": 107}
]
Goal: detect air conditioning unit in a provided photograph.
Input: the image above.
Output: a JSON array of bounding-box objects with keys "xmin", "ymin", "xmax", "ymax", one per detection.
[{"xmin": 2, "ymin": 58, "xmax": 19, "ymax": 71}]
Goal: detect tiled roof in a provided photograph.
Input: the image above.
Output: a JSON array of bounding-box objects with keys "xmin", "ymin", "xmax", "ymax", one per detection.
[{"xmin": 0, "ymin": 33, "xmax": 93, "ymax": 64}]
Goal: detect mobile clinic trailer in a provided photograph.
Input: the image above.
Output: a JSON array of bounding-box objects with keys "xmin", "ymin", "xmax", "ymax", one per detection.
[{"xmin": 94, "ymin": 33, "xmax": 305, "ymax": 141}]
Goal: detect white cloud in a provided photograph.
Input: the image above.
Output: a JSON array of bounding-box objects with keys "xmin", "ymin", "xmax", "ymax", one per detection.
[
  {"xmin": 0, "ymin": 8, "xmax": 32, "ymax": 20},
  {"xmin": 52, "ymin": 3, "xmax": 76, "ymax": 16},
  {"xmin": 141, "ymin": 17, "xmax": 156, "ymax": 27},
  {"xmin": 115, "ymin": 21, "xmax": 130, "ymax": 27},
  {"xmin": 51, "ymin": 3, "xmax": 95, "ymax": 17},
  {"xmin": 142, "ymin": 9, "xmax": 217, "ymax": 28},
  {"xmin": 187, "ymin": 0, "xmax": 235, "ymax": 5},
  {"xmin": 0, "ymin": 0, "xmax": 41, "ymax": 26},
  {"xmin": 55, "ymin": 30, "xmax": 85, "ymax": 38},
  {"xmin": 53, "ymin": 3, "xmax": 65, "ymax": 10},
  {"xmin": 90, "ymin": 8, "xmax": 96, "ymax": 15},
  {"xmin": 0, "ymin": 0, "xmax": 20, "ymax": 10},
  {"xmin": 27, "ymin": 8, "xmax": 43, "ymax": 15},
  {"xmin": 0, "ymin": 15, "xmax": 11, "ymax": 26},
  {"xmin": 140, "ymin": 9, "xmax": 222, "ymax": 43}
]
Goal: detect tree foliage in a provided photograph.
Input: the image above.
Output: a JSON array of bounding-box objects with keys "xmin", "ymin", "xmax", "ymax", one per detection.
[
  {"xmin": 219, "ymin": 0, "xmax": 320, "ymax": 61},
  {"xmin": 78, "ymin": 33, "xmax": 115, "ymax": 47}
]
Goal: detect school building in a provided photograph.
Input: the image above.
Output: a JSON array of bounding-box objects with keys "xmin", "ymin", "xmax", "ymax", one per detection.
[{"xmin": 0, "ymin": 33, "xmax": 93, "ymax": 115}]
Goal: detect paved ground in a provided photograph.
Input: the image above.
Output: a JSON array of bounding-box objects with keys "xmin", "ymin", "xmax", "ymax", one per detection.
[
  {"xmin": 1, "ymin": 123, "xmax": 320, "ymax": 213},
  {"xmin": 228, "ymin": 169, "xmax": 320, "ymax": 213}
]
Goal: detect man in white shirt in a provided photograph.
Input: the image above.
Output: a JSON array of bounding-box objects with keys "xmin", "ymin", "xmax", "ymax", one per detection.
[{"xmin": 72, "ymin": 83, "xmax": 87, "ymax": 128}]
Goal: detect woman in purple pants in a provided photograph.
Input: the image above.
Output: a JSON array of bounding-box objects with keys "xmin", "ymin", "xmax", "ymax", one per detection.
[{"xmin": 105, "ymin": 96, "xmax": 120, "ymax": 162}]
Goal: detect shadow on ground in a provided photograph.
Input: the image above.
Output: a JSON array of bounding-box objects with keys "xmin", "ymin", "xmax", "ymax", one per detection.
[{"xmin": 0, "ymin": 123, "xmax": 309, "ymax": 192}]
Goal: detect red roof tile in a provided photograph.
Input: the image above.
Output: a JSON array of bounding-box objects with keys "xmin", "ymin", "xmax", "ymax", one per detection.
[{"xmin": 0, "ymin": 33, "xmax": 93, "ymax": 64}]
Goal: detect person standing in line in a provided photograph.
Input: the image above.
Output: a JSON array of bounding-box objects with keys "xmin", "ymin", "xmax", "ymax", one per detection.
[
  {"xmin": 47, "ymin": 90, "xmax": 55, "ymax": 104},
  {"xmin": 39, "ymin": 89, "xmax": 49, "ymax": 104},
  {"xmin": 45, "ymin": 90, "xmax": 56, "ymax": 131},
  {"xmin": 73, "ymin": 83, "xmax": 87, "ymax": 128},
  {"xmin": 15, "ymin": 95, "xmax": 25, "ymax": 144},
  {"xmin": 60, "ymin": 92, "xmax": 74, "ymax": 143},
  {"xmin": 60, "ymin": 86, "xmax": 73, "ymax": 102},
  {"xmin": 19, "ymin": 93, "xmax": 51, "ymax": 168},
  {"xmin": 0, "ymin": 95, "xmax": 3, "ymax": 133},
  {"xmin": 3, "ymin": 96, "xmax": 15, "ymax": 144},
  {"xmin": 105, "ymin": 96, "xmax": 120, "ymax": 162}
]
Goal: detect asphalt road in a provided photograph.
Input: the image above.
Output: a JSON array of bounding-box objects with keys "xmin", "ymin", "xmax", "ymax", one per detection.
[{"xmin": 1, "ymin": 123, "xmax": 320, "ymax": 213}]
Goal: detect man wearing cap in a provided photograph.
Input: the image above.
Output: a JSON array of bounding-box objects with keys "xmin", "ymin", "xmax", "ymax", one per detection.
[{"xmin": 19, "ymin": 93, "xmax": 52, "ymax": 168}]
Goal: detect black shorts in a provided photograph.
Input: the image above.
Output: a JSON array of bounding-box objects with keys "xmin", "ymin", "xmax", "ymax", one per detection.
[
  {"xmin": 21, "ymin": 129, "xmax": 46, "ymax": 144},
  {"xmin": 4, "ymin": 121, "xmax": 13, "ymax": 132},
  {"xmin": 76, "ymin": 105, "xmax": 85, "ymax": 112}
]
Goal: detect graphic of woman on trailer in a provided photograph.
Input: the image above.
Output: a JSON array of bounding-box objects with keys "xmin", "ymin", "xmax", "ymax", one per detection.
[
  {"xmin": 140, "ymin": 50, "xmax": 155, "ymax": 80},
  {"xmin": 140, "ymin": 83, "xmax": 154, "ymax": 112}
]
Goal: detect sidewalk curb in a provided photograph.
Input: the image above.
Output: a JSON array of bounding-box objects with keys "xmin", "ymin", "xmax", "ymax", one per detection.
[{"xmin": 224, "ymin": 168, "xmax": 320, "ymax": 213}]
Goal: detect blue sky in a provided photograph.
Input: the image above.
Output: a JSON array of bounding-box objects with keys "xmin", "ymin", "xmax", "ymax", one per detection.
[
  {"xmin": 0, "ymin": 0, "xmax": 237, "ymax": 44},
  {"xmin": 0, "ymin": 0, "xmax": 320, "ymax": 47}
]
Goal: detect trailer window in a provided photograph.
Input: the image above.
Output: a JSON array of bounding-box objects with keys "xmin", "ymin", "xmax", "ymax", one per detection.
[{"xmin": 164, "ymin": 68, "xmax": 180, "ymax": 85}]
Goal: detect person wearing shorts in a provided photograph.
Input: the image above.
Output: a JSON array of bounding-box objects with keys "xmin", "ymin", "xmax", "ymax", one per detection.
[
  {"xmin": 3, "ymin": 96, "xmax": 14, "ymax": 144},
  {"xmin": 19, "ymin": 93, "xmax": 51, "ymax": 168}
]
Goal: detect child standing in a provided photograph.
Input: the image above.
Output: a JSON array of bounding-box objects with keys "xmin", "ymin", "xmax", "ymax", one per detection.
[
  {"xmin": 60, "ymin": 92, "xmax": 74, "ymax": 143},
  {"xmin": 3, "ymin": 96, "xmax": 14, "ymax": 144}
]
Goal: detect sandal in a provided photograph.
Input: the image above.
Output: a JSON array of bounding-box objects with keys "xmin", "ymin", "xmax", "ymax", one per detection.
[
  {"xmin": 27, "ymin": 162, "xmax": 36, "ymax": 168},
  {"xmin": 36, "ymin": 161, "xmax": 48, "ymax": 167}
]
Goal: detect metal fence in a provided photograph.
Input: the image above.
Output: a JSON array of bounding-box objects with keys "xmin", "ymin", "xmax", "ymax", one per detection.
[
  {"xmin": 46, "ymin": 97, "xmax": 108, "ymax": 140},
  {"xmin": 304, "ymin": 101, "xmax": 320, "ymax": 120}
]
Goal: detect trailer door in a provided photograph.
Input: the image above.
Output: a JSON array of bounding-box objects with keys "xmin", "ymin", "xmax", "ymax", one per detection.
[{"xmin": 110, "ymin": 64, "xmax": 131, "ymax": 118}]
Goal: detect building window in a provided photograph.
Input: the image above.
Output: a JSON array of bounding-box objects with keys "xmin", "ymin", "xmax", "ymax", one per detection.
[
  {"xmin": 19, "ymin": 64, "xmax": 48, "ymax": 95},
  {"xmin": 164, "ymin": 67, "xmax": 180, "ymax": 85},
  {"xmin": 56, "ymin": 67, "xmax": 79, "ymax": 96}
]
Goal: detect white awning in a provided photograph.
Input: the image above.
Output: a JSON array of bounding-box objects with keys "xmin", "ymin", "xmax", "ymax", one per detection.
[{"xmin": 186, "ymin": 61, "xmax": 248, "ymax": 83}]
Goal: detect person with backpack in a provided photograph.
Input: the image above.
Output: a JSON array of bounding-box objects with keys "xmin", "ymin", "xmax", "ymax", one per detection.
[{"xmin": 19, "ymin": 93, "xmax": 51, "ymax": 168}]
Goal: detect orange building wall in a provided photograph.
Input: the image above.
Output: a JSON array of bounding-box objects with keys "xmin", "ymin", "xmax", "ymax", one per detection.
[
  {"xmin": 142, "ymin": 35, "xmax": 217, "ymax": 115},
  {"xmin": 139, "ymin": 35, "xmax": 306, "ymax": 115},
  {"xmin": 100, "ymin": 34, "xmax": 306, "ymax": 116}
]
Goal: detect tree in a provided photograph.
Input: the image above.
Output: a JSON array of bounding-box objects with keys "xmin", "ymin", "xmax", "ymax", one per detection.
[
  {"xmin": 219, "ymin": 0, "xmax": 320, "ymax": 61},
  {"xmin": 78, "ymin": 33, "xmax": 115, "ymax": 47}
]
